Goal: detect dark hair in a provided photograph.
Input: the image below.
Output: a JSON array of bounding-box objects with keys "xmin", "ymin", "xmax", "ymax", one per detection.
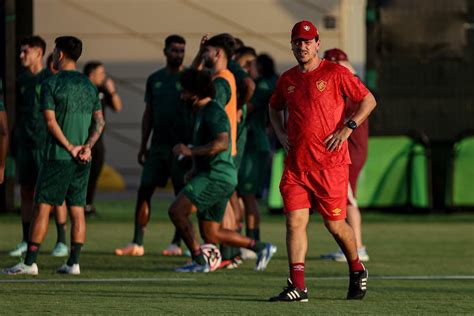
[
  {"xmin": 179, "ymin": 69, "xmax": 215, "ymax": 99},
  {"xmin": 205, "ymin": 34, "xmax": 235, "ymax": 59},
  {"xmin": 83, "ymin": 61, "xmax": 104, "ymax": 77},
  {"xmin": 55, "ymin": 36, "xmax": 82, "ymax": 62},
  {"xmin": 234, "ymin": 37, "xmax": 244, "ymax": 50},
  {"xmin": 46, "ymin": 53, "xmax": 54, "ymax": 67},
  {"xmin": 235, "ymin": 46, "xmax": 257, "ymax": 60},
  {"xmin": 165, "ymin": 35, "xmax": 186, "ymax": 49},
  {"xmin": 257, "ymin": 54, "xmax": 276, "ymax": 78},
  {"xmin": 20, "ymin": 36, "xmax": 46, "ymax": 56}
]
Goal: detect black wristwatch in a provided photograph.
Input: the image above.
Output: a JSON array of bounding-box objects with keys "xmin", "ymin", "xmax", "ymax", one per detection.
[{"xmin": 346, "ymin": 119, "xmax": 358, "ymax": 130}]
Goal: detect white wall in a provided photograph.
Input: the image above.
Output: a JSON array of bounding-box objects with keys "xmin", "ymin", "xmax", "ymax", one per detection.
[{"xmin": 34, "ymin": 0, "xmax": 366, "ymax": 188}]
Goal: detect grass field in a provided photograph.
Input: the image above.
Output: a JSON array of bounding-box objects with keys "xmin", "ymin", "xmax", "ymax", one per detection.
[{"xmin": 0, "ymin": 197, "xmax": 473, "ymax": 314}]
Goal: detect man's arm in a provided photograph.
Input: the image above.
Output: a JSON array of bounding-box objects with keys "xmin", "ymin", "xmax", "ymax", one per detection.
[
  {"xmin": 237, "ymin": 77, "xmax": 255, "ymax": 110},
  {"xmin": 85, "ymin": 109, "xmax": 106, "ymax": 149},
  {"xmin": 191, "ymin": 34, "xmax": 209, "ymax": 70},
  {"xmin": 138, "ymin": 103, "xmax": 153, "ymax": 165},
  {"xmin": 0, "ymin": 112, "xmax": 9, "ymax": 184},
  {"xmin": 43, "ymin": 109, "xmax": 83, "ymax": 158},
  {"xmin": 103, "ymin": 77, "xmax": 123, "ymax": 112},
  {"xmin": 173, "ymin": 132, "xmax": 229, "ymax": 158},
  {"xmin": 269, "ymin": 106, "xmax": 289, "ymax": 152},
  {"xmin": 324, "ymin": 91, "xmax": 377, "ymax": 152}
]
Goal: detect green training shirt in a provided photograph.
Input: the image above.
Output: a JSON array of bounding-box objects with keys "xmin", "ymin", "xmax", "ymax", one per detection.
[
  {"xmin": 40, "ymin": 70, "xmax": 101, "ymax": 161},
  {"xmin": 144, "ymin": 68, "xmax": 184, "ymax": 148},
  {"xmin": 17, "ymin": 68, "xmax": 53, "ymax": 147},
  {"xmin": 246, "ymin": 75, "xmax": 277, "ymax": 152},
  {"xmin": 192, "ymin": 100, "xmax": 237, "ymax": 185}
]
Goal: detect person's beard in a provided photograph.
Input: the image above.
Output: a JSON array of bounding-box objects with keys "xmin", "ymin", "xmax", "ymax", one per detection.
[
  {"xmin": 204, "ymin": 57, "xmax": 215, "ymax": 69},
  {"xmin": 168, "ymin": 58, "xmax": 183, "ymax": 69}
]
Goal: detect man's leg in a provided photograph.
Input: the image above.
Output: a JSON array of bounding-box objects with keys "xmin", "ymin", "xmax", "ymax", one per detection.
[
  {"xmin": 346, "ymin": 204, "xmax": 363, "ymax": 249},
  {"xmin": 8, "ymin": 184, "xmax": 35, "ymax": 256},
  {"xmin": 85, "ymin": 138, "xmax": 104, "ymax": 215},
  {"xmin": 168, "ymin": 193, "xmax": 202, "ymax": 262},
  {"xmin": 286, "ymin": 209, "xmax": 310, "ymax": 290},
  {"xmin": 51, "ymin": 202, "xmax": 69, "ymax": 257},
  {"xmin": 23, "ymin": 203, "xmax": 54, "ymax": 266},
  {"xmin": 115, "ymin": 185, "xmax": 154, "ymax": 256},
  {"xmin": 242, "ymin": 194, "xmax": 261, "ymax": 240},
  {"xmin": 66, "ymin": 206, "xmax": 86, "ymax": 267}
]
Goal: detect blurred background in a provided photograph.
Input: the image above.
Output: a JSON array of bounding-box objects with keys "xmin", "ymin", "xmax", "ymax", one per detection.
[{"xmin": 1, "ymin": 0, "xmax": 473, "ymax": 212}]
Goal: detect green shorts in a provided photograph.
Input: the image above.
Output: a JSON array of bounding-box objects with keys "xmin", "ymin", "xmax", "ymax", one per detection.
[
  {"xmin": 182, "ymin": 174, "xmax": 235, "ymax": 222},
  {"xmin": 35, "ymin": 160, "xmax": 91, "ymax": 206},
  {"xmin": 238, "ymin": 150, "xmax": 269, "ymax": 196},
  {"xmin": 17, "ymin": 144, "xmax": 44, "ymax": 185}
]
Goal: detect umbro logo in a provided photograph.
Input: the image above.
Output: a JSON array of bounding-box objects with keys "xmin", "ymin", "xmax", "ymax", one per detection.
[
  {"xmin": 331, "ymin": 208, "xmax": 342, "ymax": 215},
  {"xmin": 287, "ymin": 86, "xmax": 295, "ymax": 93}
]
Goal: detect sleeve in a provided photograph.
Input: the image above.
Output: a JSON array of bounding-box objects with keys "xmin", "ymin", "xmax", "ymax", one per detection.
[
  {"xmin": 269, "ymin": 76, "xmax": 286, "ymax": 111},
  {"xmin": 339, "ymin": 69, "xmax": 369, "ymax": 103},
  {"xmin": 207, "ymin": 107, "xmax": 230, "ymax": 137},
  {"xmin": 144, "ymin": 75, "xmax": 152, "ymax": 104},
  {"xmin": 40, "ymin": 80, "xmax": 56, "ymax": 111},
  {"xmin": 213, "ymin": 78, "xmax": 231, "ymax": 108},
  {"xmin": 92, "ymin": 86, "xmax": 102, "ymax": 112},
  {"xmin": 251, "ymin": 79, "xmax": 273, "ymax": 112}
]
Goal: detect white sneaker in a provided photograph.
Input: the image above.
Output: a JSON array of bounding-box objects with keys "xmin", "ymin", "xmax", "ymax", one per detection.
[
  {"xmin": 2, "ymin": 262, "xmax": 38, "ymax": 275},
  {"xmin": 9, "ymin": 241, "xmax": 28, "ymax": 257},
  {"xmin": 51, "ymin": 242, "xmax": 69, "ymax": 257},
  {"xmin": 57, "ymin": 263, "xmax": 80, "ymax": 275},
  {"xmin": 240, "ymin": 247, "xmax": 257, "ymax": 260},
  {"xmin": 322, "ymin": 247, "xmax": 370, "ymax": 262}
]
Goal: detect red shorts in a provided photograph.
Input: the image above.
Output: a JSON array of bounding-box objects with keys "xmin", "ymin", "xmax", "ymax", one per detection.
[{"xmin": 279, "ymin": 165, "xmax": 349, "ymax": 221}]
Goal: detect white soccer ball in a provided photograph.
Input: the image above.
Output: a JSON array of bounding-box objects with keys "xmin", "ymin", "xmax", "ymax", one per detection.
[{"xmin": 201, "ymin": 243, "xmax": 222, "ymax": 271}]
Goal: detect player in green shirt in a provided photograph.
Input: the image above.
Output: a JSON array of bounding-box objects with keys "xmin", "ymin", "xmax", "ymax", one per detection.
[
  {"xmin": 0, "ymin": 77, "xmax": 8, "ymax": 184},
  {"xmin": 238, "ymin": 54, "xmax": 278, "ymax": 246},
  {"xmin": 3, "ymin": 36, "xmax": 105, "ymax": 275},
  {"xmin": 169, "ymin": 68, "xmax": 276, "ymax": 272},
  {"xmin": 9, "ymin": 36, "xmax": 69, "ymax": 258},
  {"xmin": 114, "ymin": 35, "xmax": 192, "ymax": 257}
]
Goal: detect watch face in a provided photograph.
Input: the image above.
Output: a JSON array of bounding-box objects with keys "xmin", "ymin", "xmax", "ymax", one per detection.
[{"xmin": 347, "ymin": 120, "xmax": 357, "ymax": 129}]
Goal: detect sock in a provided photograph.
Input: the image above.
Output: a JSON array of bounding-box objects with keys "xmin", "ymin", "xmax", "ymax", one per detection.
[
  {"xmin": 220, "ymin": 245, "xmax": 233, "ymax": 260},
  {"xmin": 192, "ymin": 248, "xmax": 206, "ymax": 266},
  {"xmin": 56, "ymin": 223, "xmax": 67, "ymax": 244},
  {"xmin": 132, "ymin": 223, "xmax": 144, "ymax": 246},
  {"xmin": 231, "ymin": 246, "xmax": 241, "ymax": 259},
  {"xmin": 22, "ymin": 222, "xmax": 30, "ymax": 242},
  {"xmin": 171, "ymin": 229, "xmax": 181, "ymax": 246},
  {"xmin": 67, "ymin": 242, "xmax": 83, "ymax": 266},
  {"xmin": 24, "ymin": 242, "xmax": 41, "ymax": 266},
  {"xmin": 255, "ymin": 228, "xmax": 260, "ymax": 241},
  {"xmin": 349, "ymin": 256, "xmax": 364, "ymax": 272},
  {"xmin": 248, "ymin": 240, "xmax": 266, "ymax": 253},
  {"xmin": 290, "ymin": 263, "xmax": 305, "ymax": 290},
  {"xmin": 246, "ymin": 228, "xmax": 257, "ymax": 240}
]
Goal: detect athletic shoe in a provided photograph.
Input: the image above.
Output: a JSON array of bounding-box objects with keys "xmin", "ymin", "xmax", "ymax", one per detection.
[
  {"xmin": 2, "ymin": 262, "xmax": 38, "ymax": 275},
  {"xmin": 57, "ymin": 263, "xmax": 80, "ymax": 275},
  {"xmin": 240, "ymin": 247, "xmax": 257, "ymax": 260},
  {"xmin": 347, "ymin": 265, "xmax": 368, "ymax": 300},
  {"xmin": 161, "ymin": 244, "xmax": 183, "ymax": 256},
  {"xmin": 269, "ymin": 278, "xmax": 308, "ymax": 302},
  {"xmin": 51, "ymin": 242, "xmax": 69, "ymax": 257},
  {"xmin": 9, "ymin": 241, "xmax": 28, "ymax": 257},
  {"xmin": 320, "ymin": 247, "xmax": 370, "ymax": 262},
  {"xmin": 174, "ymin": 261, "xmax": 210, "ymax": 273},
  {"xmin": 255, "ymin": 243, "xmax": 277, "ymax": 271},
  {"xmin": 114, "ymin": 243, "xmax": 144, "ymax": 256}
]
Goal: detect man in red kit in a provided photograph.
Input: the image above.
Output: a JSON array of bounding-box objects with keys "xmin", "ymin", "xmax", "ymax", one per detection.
[
  {"xmin": 320, "ymin": 48, "xmax": 370, "ymax": 263},
  {"xmin": 268, "ymin": 21, "xmax": 377, "ymax": 302}
]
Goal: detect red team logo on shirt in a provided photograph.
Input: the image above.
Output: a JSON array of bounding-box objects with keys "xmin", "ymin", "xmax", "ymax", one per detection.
[
  {"xmin": 316, "ymin": 80, "xmax": 327, "ymax": 92},
  {"xmin": 287, "ymin": 85, "xmax": 295, "ymax": 94}
]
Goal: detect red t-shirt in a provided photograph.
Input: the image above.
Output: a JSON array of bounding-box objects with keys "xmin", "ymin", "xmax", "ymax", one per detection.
[{"xmin": 269, "ymin": 60, "xmax": 369, "ymax": 171}]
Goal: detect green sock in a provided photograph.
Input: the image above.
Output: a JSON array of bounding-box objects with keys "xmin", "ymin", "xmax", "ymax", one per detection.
[
  {"xmin": 246, "ymin": 228, "xmax": 257, "ymax": 240},
  {"xmin": 22, "ymin": 222, "xmax": 30, "ymax": 242},
  {"xmin": 24, "ymin": 242, "xmax": 40, "ymax": 266},
  {"xmin": 231, "ymin": 246, "xmax": 241, "ymax": 258},
  {"xmin": 193, "ymin": 250, "xmax": 207, "ymax": 266},
  {"xmin": 250, "ymin": 240, "xmax": 266, "ymax": 253},
  {"xmin": 220, "ymin": 245, "xmax": 233, "ymax": 260},
  {"xmin": 255, "ymin": 228, "xmax": 260, "ymax": 241},
  {"xmin": 56, "ymin": 223, "xmax": 67, "ymax": 244},
  {"xmin": 67, "ymin": 242, "xmax": 83, "ymax": 266},
  {"xmin": 133, "ymin": 223, "xmax": 144, "ymax": 245}
]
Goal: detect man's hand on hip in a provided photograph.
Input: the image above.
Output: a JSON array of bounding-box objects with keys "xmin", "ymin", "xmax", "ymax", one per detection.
[{"xmin": 324, "ymin": 127, "xmax": 353, "ymax": 152}]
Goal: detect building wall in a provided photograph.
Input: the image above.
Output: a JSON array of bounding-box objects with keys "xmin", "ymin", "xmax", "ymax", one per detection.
[{"xmin": 34, "ymin": 0, "xmax": 367, "ymax": 188}]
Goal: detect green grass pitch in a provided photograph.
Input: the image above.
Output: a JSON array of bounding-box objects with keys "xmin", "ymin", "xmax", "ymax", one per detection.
[{"xmin": 0, "ymin": 198, "xmax": 473, "ymax": 314}]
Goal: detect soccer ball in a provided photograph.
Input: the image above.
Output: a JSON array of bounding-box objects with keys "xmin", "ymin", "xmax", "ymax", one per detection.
[{"xmin": 201, "ymin": 243, "xmax": 222, "ymax": 271}]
